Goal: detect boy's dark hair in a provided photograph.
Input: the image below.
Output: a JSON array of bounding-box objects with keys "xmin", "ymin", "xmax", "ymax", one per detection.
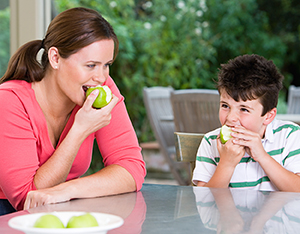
[{"xmin": 217, "ymin": 54, "xmax": 284, "ymax": 116}]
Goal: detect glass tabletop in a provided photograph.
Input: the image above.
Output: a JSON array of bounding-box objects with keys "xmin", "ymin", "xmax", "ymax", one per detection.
[{"xmin": 1, "ymin": 184, "xmax": 300, "ymax": 233}]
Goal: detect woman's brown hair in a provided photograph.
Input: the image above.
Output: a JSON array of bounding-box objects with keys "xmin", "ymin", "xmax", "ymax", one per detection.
[{"xmin": 0, "ymin": 7, "xmax": 119, "ymax": 84}]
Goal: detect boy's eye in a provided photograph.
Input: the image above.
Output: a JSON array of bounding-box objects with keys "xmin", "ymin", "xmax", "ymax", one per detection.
[
  {"xmin": 221, "ymin": 104, "xmax": 229, "ymax": 108},
  {"xmin": 241, "ymin": 108, "xmax": 249, "ymax": 112}
]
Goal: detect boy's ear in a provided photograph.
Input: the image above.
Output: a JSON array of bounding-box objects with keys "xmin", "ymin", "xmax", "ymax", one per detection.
[{"xmin": 263, "ymin": 108, "xmax": 277, "ymax": 125}]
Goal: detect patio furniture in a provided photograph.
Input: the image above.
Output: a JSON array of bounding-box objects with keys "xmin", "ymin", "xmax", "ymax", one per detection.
[
  {"xmin": 170, "ymin": 89, "xmax": 221, "ymax": 133},
  {"xmin": 287, "ymin": 85, "xmax": 300, "ymax": 114},
  {"xmin": 143, "ymin": 87, "xmax": 190, "ymax": 185},
  {"xmin": 174, "ymin": 132, "xmax": 204, "ymax": 180},
  {"xmin": 4, "ymin": 184, "xmax": 300, "ymax": 234}
]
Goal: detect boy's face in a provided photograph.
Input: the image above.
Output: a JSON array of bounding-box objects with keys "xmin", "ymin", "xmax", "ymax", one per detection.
[{"xmin": 219, "ymin": 90, "xmax": 271, "ymax": 138}]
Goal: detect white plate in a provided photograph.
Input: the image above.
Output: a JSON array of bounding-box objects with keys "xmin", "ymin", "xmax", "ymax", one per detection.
[{"xmin": 8, "ymin": 211, "xmax": 124, "ymax": 234}]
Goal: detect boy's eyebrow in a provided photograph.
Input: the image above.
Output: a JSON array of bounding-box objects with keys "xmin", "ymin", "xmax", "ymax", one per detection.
[
  {"xmin": 220, "ymin": 99, "xmax": 254, "ymax": 110},
  {"xmin": 220, "ymin": 100, "xmax": 228, "ymax": 104},
  {"xmin": 239, "ymin": 104, "xmax": 254, "ymax": 110}
]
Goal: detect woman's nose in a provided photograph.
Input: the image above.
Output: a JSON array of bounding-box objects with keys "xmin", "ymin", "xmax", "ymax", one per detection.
[{"xmin": 92, "ymin": 70, "xmax": 107, "ymax": 84}]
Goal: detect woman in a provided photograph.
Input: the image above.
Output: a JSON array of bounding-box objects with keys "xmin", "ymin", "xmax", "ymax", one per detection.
[{"xmin": 0, "ymin": 7, "xmax": 146, "ymax": 214}]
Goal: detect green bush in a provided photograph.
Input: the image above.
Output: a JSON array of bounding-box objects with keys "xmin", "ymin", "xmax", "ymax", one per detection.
[
  {"xmin": 0, "ymin": 7, "xmax": 10, "ymax": 77},
  {"xmin": 54, "ymin": 0, "xmax": 220, "ymax": 141},
  {"xmin": 54, "ymin": 0, "xmax": 290, "ymax": 142}
]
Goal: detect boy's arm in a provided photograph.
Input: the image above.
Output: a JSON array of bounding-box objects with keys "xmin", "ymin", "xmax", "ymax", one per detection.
[
  {"xmin": 232, "ymin": 125, "xmax": 300, "ymax": 192},
  {"xmin": 254, "ymin": 152, "xmax": 300, "ymax": 192},
  {"xmin": 197, "ymin": 137, "xmax": 245, "ymax": 188}
]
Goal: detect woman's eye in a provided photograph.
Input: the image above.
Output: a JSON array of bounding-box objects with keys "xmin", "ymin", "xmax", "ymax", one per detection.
[
  {"xmin": 87, "ymin": 64, "xmax": 96, "ymax": 68},
  {"xmin": 105, "ymin": 63, "xmax": 112, "ymax": 68}
]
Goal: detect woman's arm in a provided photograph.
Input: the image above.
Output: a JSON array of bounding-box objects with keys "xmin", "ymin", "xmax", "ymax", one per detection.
[
  {"xmin": 32, "ymin": 91, "xmax": 119, "ymax": 189},
  {"xmin": 24, "ymin": 164, "xmax": 136, "ymax": 209},
  {"xmin": 0, "ymin": 89, "xmax": 118, "ymax": 210},
  {"xmin": 24, "ymin": 77, "xmax": 146, "ymax": 209}
]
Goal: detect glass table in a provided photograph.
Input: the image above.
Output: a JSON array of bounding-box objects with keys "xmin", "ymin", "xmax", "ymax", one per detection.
[{"xmin": 1, "ymin": 183, "xmax": 300, "ymax": 233}]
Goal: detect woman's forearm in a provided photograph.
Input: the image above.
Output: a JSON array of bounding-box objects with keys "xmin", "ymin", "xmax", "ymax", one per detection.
[
  {"xmin": 24, "ymin": 164, "xmax": 136, "ymax": 210},
  {"xmin": 67, "ymin": 164, "xmax": 136, "ymax": 199},
  {"xmin": 33, "ymin": 126, "xmax": 87, "ymax": 189}
]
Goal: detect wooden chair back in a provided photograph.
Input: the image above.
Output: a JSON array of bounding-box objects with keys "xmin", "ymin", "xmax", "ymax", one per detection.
[
  {"xmin": 143, "ymin": 87, "xmax": 190, "ymax": 185},
  {"xmin": 171, "ymin": 89, "xmax": 221, "ymax": 133},
  {"xmin": 174, "ymin": 132, "xmax": 204, "ymax": 184},
  {"xmin": 287, "ymin": 85, "xmax": 300, "ymax": 114}
]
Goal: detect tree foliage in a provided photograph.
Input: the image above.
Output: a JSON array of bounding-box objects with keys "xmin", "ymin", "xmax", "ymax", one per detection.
[
  {"xmin": 1, "ymin": 1, "xmax": 298, "ymax": 141},
  {"xmin": 257, "ymin": 0, "xmax": 300, "ymax": 88},
  {"xmin": 55, "ymin": 0, "xmax": 293, "ymax": 141},
  {"xmin": 0, "ymin": 7, "xmax": 10, "ymax": 77}
]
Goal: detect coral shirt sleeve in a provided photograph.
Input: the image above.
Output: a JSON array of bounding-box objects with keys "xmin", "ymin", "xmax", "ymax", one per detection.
[
  {"xmin": 0, "ymin": 90, "xmax": 39, "ymax": 210},
  {"xmin": 96, "ymin": 77, "xmax": 146, "ymax": 191}
]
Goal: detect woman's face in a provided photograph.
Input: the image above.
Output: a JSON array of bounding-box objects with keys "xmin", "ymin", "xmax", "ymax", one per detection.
[{"xmin": 56, "ymin": 39, "xmax": 115, "ymax": 106}]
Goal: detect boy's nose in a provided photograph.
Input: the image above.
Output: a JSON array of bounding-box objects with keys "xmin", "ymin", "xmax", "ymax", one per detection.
[{"xmin": 227, "ymin": 110, "xmax": 239, "ymax": 125}]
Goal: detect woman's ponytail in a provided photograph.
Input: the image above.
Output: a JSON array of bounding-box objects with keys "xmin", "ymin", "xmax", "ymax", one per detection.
[
  {"xmin": 0, "ymin": 40, "xmax": 45, "ymax": 84},
  {"xmin": 1, "ymin": 7, "xmax": 119, "ymax": 85}
]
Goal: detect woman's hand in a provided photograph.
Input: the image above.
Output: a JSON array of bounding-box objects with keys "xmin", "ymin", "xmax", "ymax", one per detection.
[
  {"xmin": 24, "ymin": 165, "xmax": 137, "ymax": 210},
  {"xmin": 24, "ymin": 184, "xmax": 71, "ymax": 210},
  {"xmin": 74, "ymin": 90, "xmax": 119, "ymax": 138}
]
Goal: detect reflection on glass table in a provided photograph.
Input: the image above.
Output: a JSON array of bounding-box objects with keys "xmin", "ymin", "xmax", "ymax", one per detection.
[
  {"xmin": 194, "ymin": 187, "xmax": 300, "ymax": 234},
  {"xmin": 2, "ymin": 184, "xmax": 300, "ymax": 234}
]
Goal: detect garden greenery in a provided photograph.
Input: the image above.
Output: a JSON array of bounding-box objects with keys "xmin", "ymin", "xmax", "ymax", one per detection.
[{"xmin": 1, "ymin": 0, "xmax": 299, "ymax": 143}]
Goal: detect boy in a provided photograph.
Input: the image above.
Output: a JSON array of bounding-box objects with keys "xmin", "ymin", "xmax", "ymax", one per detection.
[{"xmin": 192, "ymin": 54, "xmax": 300, "ymax": 191}]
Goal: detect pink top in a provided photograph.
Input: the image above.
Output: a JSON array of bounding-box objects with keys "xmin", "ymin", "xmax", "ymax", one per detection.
[{"xmin": 0, "ymin": 78, "xmax": 146, "ymax": 211}]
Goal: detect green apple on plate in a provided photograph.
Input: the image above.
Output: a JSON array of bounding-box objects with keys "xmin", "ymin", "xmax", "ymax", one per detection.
[
  {"xmin": 220, "ymin": 125, "xmax": 233, "ymax": 144},
  {"xmin": 86, "ymin": 85, "xmax": 112, "ymax": 109},
  {"xmin": 66, "ymin": 213, "xmax": 99, "ymax": 228},
  {"xmin": 33, "ymin": 214, "xmax": 65, "ymax": 229}
]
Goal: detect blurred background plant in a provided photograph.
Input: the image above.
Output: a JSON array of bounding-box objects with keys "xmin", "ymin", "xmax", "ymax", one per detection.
[
  {"xmin": 1, "ymin": 0, "xmax": 299, "ymax": 144},
  {"xmin": 0, "ymin": 5, "xmax": 10, "ymax": 79}
]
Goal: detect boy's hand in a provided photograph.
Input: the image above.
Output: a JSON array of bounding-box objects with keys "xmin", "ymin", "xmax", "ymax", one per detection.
[
  {"xmin": 217, "ymin": 135, "xmax": 245, "ymax": 168},
  {"xmin": 231, "ymin": 126, "xmax": 267, "ymax": 162}
]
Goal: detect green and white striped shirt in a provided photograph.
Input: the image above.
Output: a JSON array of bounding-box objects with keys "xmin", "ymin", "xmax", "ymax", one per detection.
[{"xmin": 192, "ymin": 119, "xmax": 300, "ymax": 191}]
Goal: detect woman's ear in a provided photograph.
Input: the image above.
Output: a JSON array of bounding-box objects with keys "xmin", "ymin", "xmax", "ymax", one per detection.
[
  {"xmin": 263, "ymin": 107, "xmax": 277, "ymax": 125},
  {"xmin": 48, "ymin": 47, "xmax": 60, "ymax": 70}
]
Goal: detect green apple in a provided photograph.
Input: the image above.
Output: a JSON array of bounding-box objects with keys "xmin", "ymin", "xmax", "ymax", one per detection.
[
  {"xmin": 220, "ymin": 125, "xmax": 232, "ymax": 144},
  {"xmin": 33, "ymin": 214, "xmax": 65, "ymax": 229},
  {"xmin": 66, "ymin": 213, "xmax": 98, "ymax": 228},
  {"xmin": 86, "ymin": 85, "xmax": 112, "ymax": 109}
]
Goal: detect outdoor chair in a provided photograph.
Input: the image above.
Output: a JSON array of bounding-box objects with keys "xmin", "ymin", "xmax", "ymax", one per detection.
[
  {"xmin": 170, "ymin": 89, "xmax": 221, "ymax": 133},
  {"xmin": 143, "ymin": 87, "xmax": 191, "ymax": 185},
  {"xmin": 287, "ymin": 85, "xmax": 300, "ymax": 114},
  {"xmin": 174, "ymin": 132, "xmax": 204, "ymax": 183}
]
